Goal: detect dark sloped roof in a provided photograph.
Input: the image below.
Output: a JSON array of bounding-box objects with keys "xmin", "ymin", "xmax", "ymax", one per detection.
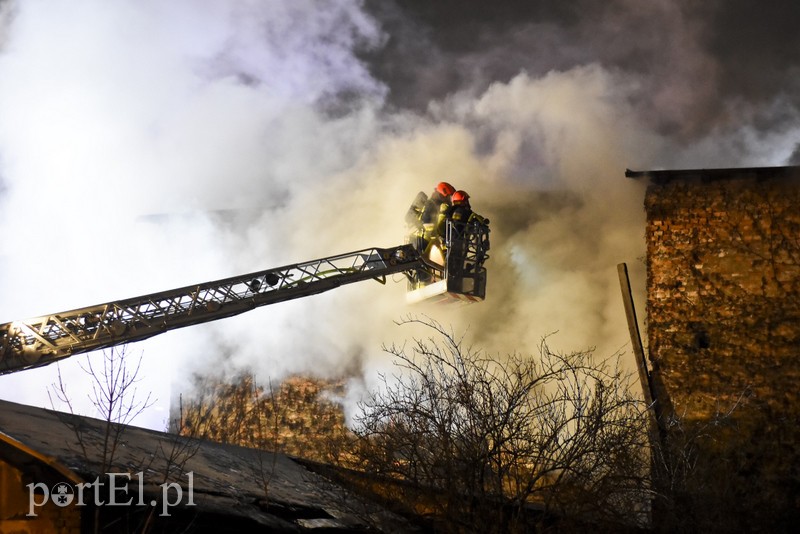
[{"xmin": 0, "ymin": 399, "xmax": 414, "ymax": 532}]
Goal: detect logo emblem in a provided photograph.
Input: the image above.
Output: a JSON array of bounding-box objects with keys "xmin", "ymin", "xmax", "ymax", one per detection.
[{"xmin": 51, "ymin": 482, "xmax": 74, "ymax": 507}]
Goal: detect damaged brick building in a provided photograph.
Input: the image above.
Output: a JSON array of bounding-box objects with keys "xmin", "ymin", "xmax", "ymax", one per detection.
[{"xmin": 628, "ymin": 165, "xmax": 800, "ymax": 530}]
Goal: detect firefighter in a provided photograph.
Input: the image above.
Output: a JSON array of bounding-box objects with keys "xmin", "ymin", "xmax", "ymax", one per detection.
[
  {"xmin": 406, "ymin": 182, "xmax": 456, "ymax": 275},
  {"xmin": 419, "ymin": 181, "xmax": 456, "ymax": 228},
  {"xmin": 405, "ymin": 181, "xmax": 454, "ymax": 233},
  {"xmin": 413, "ymin": 181, "xmax": 455, "ymax": 253},
  {"xmin": 439, "ymin": 190, "xmax": 487, "ymax": 235},
  {"xmin": 439, "ymin": 190, "xmax": 490, "ymax": 275},
  {"xmin": 439, "ymin": 190, "xmax": 490, "ymax": 242}
]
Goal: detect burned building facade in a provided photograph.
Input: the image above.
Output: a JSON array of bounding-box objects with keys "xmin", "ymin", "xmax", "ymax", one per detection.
[{"xmin": 630, "ymin": 166, "xmax": 800, "ymax": 530}]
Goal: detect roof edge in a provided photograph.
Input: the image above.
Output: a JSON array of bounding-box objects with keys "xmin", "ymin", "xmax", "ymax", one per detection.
[
  {"xmin": 626, "ymin": 165, "xmax": 800, "ymax": 183},
  {"xmin": 0, "ymin": 429, "xmax": 83, "ymax": 484}
]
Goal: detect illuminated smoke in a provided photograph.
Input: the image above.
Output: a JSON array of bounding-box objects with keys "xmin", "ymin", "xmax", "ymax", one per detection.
[{"xmin": 0, "ymin": 0, "xmax": 797, "ymax": 428}]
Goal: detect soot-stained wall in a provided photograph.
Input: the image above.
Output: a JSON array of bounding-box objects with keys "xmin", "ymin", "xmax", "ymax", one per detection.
[{"xmin": 638, "ymin": 166, "xmax": 800, "ymax": 530}]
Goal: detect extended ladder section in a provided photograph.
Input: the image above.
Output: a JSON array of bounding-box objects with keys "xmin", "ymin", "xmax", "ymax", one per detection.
[
  {"xmin": 406, "ymin": 219, "xmax": 490, "ymax": 305},
  {"xmin": 0, "ymin": 245, "xmax": 421, "ymax": 375}
]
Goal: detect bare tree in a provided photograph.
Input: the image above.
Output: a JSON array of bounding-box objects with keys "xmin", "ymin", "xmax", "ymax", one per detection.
[
  {"xmin": 50, "ymin": 346, "xmax": 153, "ymax": 475},
  {"xmin": 134, "ymin": 400, "xmax": 202, "ymax": 533},
  {"xmin": 251, "ymin": 377, "xmax": 283, "ymax": 503},
  {"xmin": 49, "ymin": 346, "xmax": 155, "ymax": 533},
  {"xmin": 648, "ymin": 391, "xmax": 757, "ymax": 533},
  {"xmin": 174, "ymin": 373, "xmax": 261, "ymax": 446},
  {"xmin": 349, "ymin": 317, "xmax": 650, "ymax": 533}
]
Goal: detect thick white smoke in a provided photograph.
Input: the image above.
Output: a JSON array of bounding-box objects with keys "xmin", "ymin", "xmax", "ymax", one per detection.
[
  {"xmin": 0, "ymin": 0, "xmax": 390, "ymax": 426},
  {"xmin": 0, "ymin": 1, "xmax": 794, "ymax": 429}
]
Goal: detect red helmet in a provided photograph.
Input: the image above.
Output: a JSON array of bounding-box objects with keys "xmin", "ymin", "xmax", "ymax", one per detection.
[
  {"xmin": 436, "ymin": 182, "xmax": 456, "ymax": 197},
  {"xmin": 452, "ymin": 190, "xmax": 470, "ymax": 204}
]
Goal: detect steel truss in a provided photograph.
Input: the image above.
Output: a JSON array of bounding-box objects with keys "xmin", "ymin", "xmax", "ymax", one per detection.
[{"xmin": 0, "ymin": 245, "xmax": 420, "ymax": 374}]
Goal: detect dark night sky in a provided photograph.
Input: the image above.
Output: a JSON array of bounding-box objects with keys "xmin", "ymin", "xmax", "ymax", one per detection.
[{"xmin": 366, "ymin": 0, "xmax": 800, "ymax": 143}]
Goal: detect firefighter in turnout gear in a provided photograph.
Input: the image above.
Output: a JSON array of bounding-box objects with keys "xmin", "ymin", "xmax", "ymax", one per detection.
[
  {"xmin": 438, "ymin": 190, "xmax": 490, "ymax": 276},
  {"xmin": 405, "ymin": 181, "xmax": 455, "ymax": 235},
  {"xmin": 400, "ymin": 184, "xmax": 490, "ymax": 301},
  {"xmin": 421, "ymin": 181, "xmax": 455, "ymax": 247},
  {"xmin": 406, "ymin": 181, "xmax": 456, "ymax": 262},
  {"xmin": 420, "ymin": 181, "xmax": 456, "ymax": 230},
  {"xmin": 439, "ymin": 190, "xmax": 488, "ymax": 235},
  {"xmin": 418, "ymin": 182, "xmax": 455, "ymax": 266}
]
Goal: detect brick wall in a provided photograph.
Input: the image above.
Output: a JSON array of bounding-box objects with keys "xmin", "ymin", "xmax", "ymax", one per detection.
[{"xmin": 643, "ymin": 168, "xmax": 800, "ymax": 530}]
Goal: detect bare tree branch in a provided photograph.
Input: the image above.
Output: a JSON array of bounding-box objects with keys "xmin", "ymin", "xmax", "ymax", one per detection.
[{"xmin": 350, "ymin": 317, "xmax": 650, "ymax": 533}]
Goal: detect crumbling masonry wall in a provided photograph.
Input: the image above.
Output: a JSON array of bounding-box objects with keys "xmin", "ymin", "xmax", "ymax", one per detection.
[{"xmin": 644, "ymin": 168, "xmax": 800, "ymax": 529}]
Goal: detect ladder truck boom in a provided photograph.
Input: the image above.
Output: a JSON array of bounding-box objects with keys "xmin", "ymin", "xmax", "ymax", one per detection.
[{"xmin": 0, "ymin": 244, "xmax": 421, "ymax": 375}]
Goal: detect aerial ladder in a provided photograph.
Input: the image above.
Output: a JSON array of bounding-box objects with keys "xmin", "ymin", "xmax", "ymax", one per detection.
[{"xmin": 0, "ymin": 217, "xmax": 489, "ymax": 376}]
